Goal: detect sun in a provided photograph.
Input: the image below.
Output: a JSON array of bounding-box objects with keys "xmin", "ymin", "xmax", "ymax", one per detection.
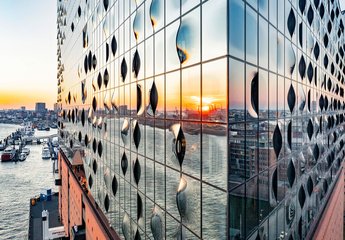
[
  {"xmin": 201, "ymin": 105, "xmax": 210, "ymax": 112},
  {"xmin": 189, "ymin": 96, "xmax": 217, "ymax": 113}
]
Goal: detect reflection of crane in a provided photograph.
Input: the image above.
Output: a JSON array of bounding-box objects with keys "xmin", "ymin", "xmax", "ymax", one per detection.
[
  {"xmin": 174, "ymin": 107, "xmax": 180, "ymax": 118},
  {"xmin": 196, "ymin": 103, "xmax": 224, "ymax": 115},
  {"xmin": 188, "ymin": 96, "xmax": 224, "ymax": 113},
  {"xmin": 197, "ymin": 103, "xmax": 222, "ymax": 113},
  {"xmin": 183, "ymin": 96, "xmax": 226, "ymax": 120}
]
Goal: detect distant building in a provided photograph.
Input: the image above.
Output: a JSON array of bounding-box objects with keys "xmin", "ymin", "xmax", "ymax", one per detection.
[
  {"xmin": 35, "ymin": 102, "xmax": 46, "ymax": 113},
  {"xmin": 53, "ymin": 103, "xmax": 59, "ymax": 112},
  {"xmin": 20, "ymin": 106, "xmax": 25, "ymax": 111}
]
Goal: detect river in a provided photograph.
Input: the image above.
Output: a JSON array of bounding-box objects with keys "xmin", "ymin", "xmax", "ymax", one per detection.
[{"xmin": 0, "ymin": 124, "xmax": 57, "ymax": 239}]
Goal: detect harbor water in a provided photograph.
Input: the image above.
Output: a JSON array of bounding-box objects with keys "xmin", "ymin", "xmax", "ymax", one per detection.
[{"xmin": 0, "ymin": 124, "xmax": 58, "ymax": 239}]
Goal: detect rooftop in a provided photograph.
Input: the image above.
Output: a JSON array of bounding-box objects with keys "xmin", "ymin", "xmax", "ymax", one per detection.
[{"xmin": 28, "ymin": 193, "xmax": 62, "ymax": 240}]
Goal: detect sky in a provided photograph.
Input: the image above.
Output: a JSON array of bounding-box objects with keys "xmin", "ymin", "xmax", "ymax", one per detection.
[
  {"xmin": 0, "ymin": 1, "xmax": 344, "ymax": 110},
  {"xmin": 0, "ymin": 0, "xmax": 56, "ymax": 110}
]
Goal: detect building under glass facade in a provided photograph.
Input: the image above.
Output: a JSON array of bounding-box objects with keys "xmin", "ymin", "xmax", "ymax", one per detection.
[{"xmin": 57, "ymin": 0, "xmax": 345, "ymax": 239}]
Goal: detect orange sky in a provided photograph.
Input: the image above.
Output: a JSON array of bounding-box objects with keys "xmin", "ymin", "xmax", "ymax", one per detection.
[{"xmin": 0, "ymin": 89, "xmax": 55, "ymax": 110}]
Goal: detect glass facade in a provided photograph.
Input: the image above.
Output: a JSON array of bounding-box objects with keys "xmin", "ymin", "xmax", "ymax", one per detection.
[{"xmin": 57, "ymin": 0, "xmax": 345, "ymax": 239}]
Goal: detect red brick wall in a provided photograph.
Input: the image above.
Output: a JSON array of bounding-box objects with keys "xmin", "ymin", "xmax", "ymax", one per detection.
[
  {"xmin": 84, "ymin": 198, "xmax": 109, "ymax": 240},
  {"xmin": 58, "ymin": 151, "xmax": 119, "ymax": 239},
  {"xmin": 58, "ymin": 154, "xmax": 61, "ymax": 219},
  {"xmin": 314, "ymin": 168, "xmax": 344, "ymax": 240},
  {"xmin": 69, "ymin": 173, "xmax": 83, "ymax": 228},
  {"xmin": 59, "ymin": 153, "xmax": 70, "ymax": 237}
]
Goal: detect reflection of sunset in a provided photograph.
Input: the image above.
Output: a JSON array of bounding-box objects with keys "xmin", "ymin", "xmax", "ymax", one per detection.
[
  {"xmin": 189, "ymin": 96, "xmax": 224, "ymax": 112},
  {"xmin": 165, "ymin": 59, "xmax": 227, "ymax": 113},
  {"xmin": 191, "ymin": 96, "xmax": 214, "ymax": 104},
  {"xmin": 201, "ymin": 105, "xmax": 210, "ymax": 112}
]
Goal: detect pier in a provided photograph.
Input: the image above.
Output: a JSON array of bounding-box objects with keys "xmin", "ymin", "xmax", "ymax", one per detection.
[
  {"xmin": 1, "ymin": 125, "xmax": 58, "ymax": 162},
  {"xmin": 28, "ymin": 193, "xmax": 63, "ymax": 240},
  {"xmin": 27, "ymin": 134, "xmax": 59, "ymax": 146}
]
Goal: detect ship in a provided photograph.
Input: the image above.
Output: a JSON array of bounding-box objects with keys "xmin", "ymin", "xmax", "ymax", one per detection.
[
  {"xmin": 42, "ymin": 145, "xmax": 51, "ymax": 160},
  {"xmin": 0, "ymin": 141, "xmax": 6, "ymax": 151},
  {"xmin": 18, "ymin": 152, "xmax": 27, "ymax": 161},
  {"xmin": 22, "ymin": 147, "xmax": 30, "ymax": 155},
  {"xmin": 1, "ymin": 147, "xmax": 16, "ymax": 162},
  {"xmin": 37, "ymin": 124, "xmax": 50, "ymax": 131}
]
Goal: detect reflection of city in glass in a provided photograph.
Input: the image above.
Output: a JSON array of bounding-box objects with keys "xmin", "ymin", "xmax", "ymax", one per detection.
[{"xmin": 57, "ymin": 0, "xmax": 345, "ymax": 239}]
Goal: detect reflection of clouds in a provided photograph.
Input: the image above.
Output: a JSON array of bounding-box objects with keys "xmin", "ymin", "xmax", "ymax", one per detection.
[{"xmin": 187, "ymin": 96, "xmax": 225, "ymax": 107}]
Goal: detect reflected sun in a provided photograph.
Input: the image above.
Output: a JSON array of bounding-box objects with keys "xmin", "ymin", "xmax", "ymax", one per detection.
[{"xmin": 190, "ymin": 96, "xmax": 218, "ymax": 112}]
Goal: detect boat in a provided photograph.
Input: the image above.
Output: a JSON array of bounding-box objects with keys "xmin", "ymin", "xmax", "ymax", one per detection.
[
  {"xmin": 19, "ymin": 152, "xmax": 27, "ymax": 161},
  {"xmin": 22, "ymin": 135, "xmax": 33, "ymax": 144},
  {"xmin": 1, "ymin": 147, "xmax": 16, "ymax": 162},
  {"xmin": 42, "ymin": 146, "xmax": 51, "ymax": 160},
  {"xmin": 19, "ymin": 125, "xmax": 35, "ymax": 136},
  {"xmin": 24, "ymin": 127, "xmax": 35, "ymax": 136},
  {"xmin": 0, "ymin": 141, "xmax": 6, "ymax": 151},
  {"xmin": 22, "ymin": 147, "xmax": 30, "ymax": 155},
  {"xmin": 37, "ymin": 125, "xmax": 50, "ymax": 131}
]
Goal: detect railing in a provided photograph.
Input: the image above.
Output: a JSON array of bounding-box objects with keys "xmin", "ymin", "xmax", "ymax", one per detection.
[{"xmin": 306, "ymin": 166, "xmax": 344, "ymax": 239}]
